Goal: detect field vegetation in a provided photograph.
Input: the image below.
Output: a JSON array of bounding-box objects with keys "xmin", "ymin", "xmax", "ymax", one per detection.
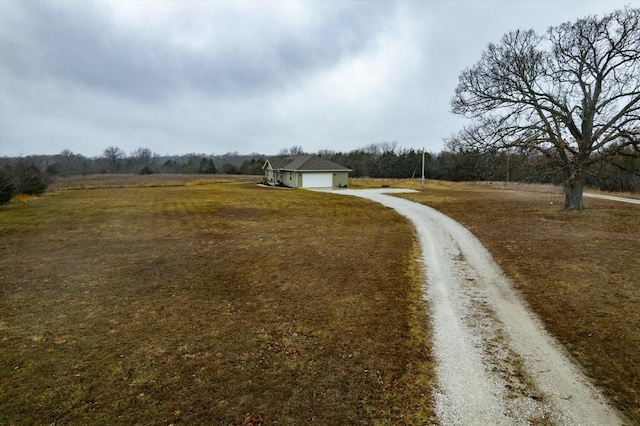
[
  {"xmin": 3, "ymin": 174, "xmax": 638, "ymax": 423},
  {"xmin": 48, "ymin": 173, "xmax": 261, "ymax": 191},
  {"xmin": 0, "ymin": 180, "xmax": 435, "ymax": 424}
]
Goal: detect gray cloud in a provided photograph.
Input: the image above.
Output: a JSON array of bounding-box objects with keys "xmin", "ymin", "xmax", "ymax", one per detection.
[
  {"xmin": 0, "ymin": 0, "xmax": 634, "ymax": 157},
  {"xmin": 2, "ymin": 1, "xmax": 392, "ymax": 101}
]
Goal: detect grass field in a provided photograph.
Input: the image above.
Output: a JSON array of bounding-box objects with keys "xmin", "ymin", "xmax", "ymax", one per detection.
[
  {"xmin": 2, "ymin": 175, "xmax": 638, "ymax": 423},
  {"xmin": 47, "ymin": 173, "xmax": 262, "ymax": 191},
  {"xmin": 0, "ymin": 181, "xmax": 435, "ymax": 424}
]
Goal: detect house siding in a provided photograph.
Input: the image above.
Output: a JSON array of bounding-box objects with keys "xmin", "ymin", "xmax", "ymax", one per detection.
[
  {"xmin": 333, "ymin": 171, "xmax": 349, "ymax": 188},
  {"xmin": 265, "ymin": 169, "xmax": 276, "ymax": 184}
]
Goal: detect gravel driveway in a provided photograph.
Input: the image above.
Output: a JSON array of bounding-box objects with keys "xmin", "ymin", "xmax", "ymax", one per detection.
[{"xmin": 325, "ymin": 188, "xmax": 625, "ymax": 425}]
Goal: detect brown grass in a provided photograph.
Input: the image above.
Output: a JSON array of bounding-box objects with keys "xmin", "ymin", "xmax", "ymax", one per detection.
[
  {"xmin": 0, "ymin": 181, "xmax": 436, "ymax": 424},
  {"xmin": 6, "ymin": 174, "xmax": 635, "ymax": 422},
  {"xmin": 48, "ymin": 173, "xmax": 262, "ymax": 191},
  {"xmin": 351, "ymin": 177, "xmax": 640, "ymax": 199},
  {"xmin": 10, "ymin": 193, "xmax": 41, "ymax": 204},
  {"xmin": 398, "ymin": 184, "xmax": 640, "ymax": 423}
]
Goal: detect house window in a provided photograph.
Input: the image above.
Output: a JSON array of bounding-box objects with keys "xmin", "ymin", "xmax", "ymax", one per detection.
[{"xmin": 289, "ymin": 172, "xmax": 292, "ymax": 181}]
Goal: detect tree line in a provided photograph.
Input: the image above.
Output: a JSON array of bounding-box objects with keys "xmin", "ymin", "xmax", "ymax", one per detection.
[
  {"xmin": 324, "ymin": 142, "xmax": 639, "ymax": 192},
  {"xmin": 21, "ymin": 147, "xmax": 268, "ymax": 177},
  {"xmin": 0, "ymin": 147, "xmax": 267, "ymax": 204},
  {"xmin": 2, "ymin": 140, "xmax": 637, "ymax": 206}
]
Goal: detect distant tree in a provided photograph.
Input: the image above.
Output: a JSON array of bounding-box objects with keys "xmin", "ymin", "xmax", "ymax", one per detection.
[
  {"xmin": 198, "ymin": 158, "xmax": 217, "ymax": 174},
  {"xmin": 130, "ymin": 147, "xmax": 156, "ymax": 173},
  {"xmin": 450, "ymin": 7, "xmax": 640, "ymax": 210},
  {"xmin": 316, "ymin": 149, "xmax": 335, "ymax": 158},
  {"xmin": 278, "ymin": 145, "xmax": 305, "ymax": 156},
  {"xmin": 290, "ymin": 145, "xmax": 305, "ymax": 155},
  {"xmin": 45, "ymin": 163, "xmax": 60, "ymax": 176},
  {"xmin": 378, "ymin": 141, "xmax": 398, "ymax": 154},
  {"xmin": 238, "ymin": 158, "xmax": 265, "ymax": 175},
  {"xmin": 55, "ymin": 148, "xmax": 85, "ymax": 176},
  {"xmin": 330, "ymin": 149, "xmax": 374, "ymax": 177},
  {"xmin": 161, "ymin": 159, "xmax": 179, "ymax": 173},
  {"xmin": 102, "ymin": 146, "xmax": 125, "ymax": 173},
  {"xmin": 591, "ymin": 145, "xmax": 640, "ymax": 192},
  {"xmin": 221, "ymin": 163, "xmax": 239, "ymax": 174},
  {"xmin": 178, "ymin": 153, "xmax": 206, "ymax": 174},
  {"xmin": 0, "ymin": 169, "xmax": 15, "ymax": 204}
]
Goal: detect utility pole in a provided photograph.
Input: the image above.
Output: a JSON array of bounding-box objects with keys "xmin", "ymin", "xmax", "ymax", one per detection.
[{"xmin": 421, "ymin": 148, "xmax": 425, "ymax": 189}]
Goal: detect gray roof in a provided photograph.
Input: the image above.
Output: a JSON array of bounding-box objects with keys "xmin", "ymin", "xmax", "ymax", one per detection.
[{"xmin": 264, "ymin": 155, "xmax": 351, "ymax": 172}]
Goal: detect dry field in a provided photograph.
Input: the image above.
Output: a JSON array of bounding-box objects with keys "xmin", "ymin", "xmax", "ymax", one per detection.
[
  {"xmin": 0, "ymin": 181, "xmax": 435, "ymax": 424},
  {"xmin": 3, "ymin": 175, "xmax": 638, "ymax": 423},
  {"xmin": 395, "ymin": 184, "xmax": 640, "ymax": 423},
  {"xmin": 48, "ymin": 173, "xmax": 262, "ymax": 191}
]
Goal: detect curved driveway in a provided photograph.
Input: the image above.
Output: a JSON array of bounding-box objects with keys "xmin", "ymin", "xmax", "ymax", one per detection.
[
  {"xmin": 585, "ymin": 192, "xmax": 640, "ymax": 205},
  {"xmin": 324, "ymin": 188, "xmax": 624, "ymax": 425}
]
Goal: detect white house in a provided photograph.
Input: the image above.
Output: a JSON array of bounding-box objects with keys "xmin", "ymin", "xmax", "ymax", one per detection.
[{"xmin": 262, "ymin": 155, "xmax": 352, "ymax": 188}]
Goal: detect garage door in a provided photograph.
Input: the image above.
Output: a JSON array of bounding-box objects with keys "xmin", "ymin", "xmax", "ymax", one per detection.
[{"xmin": 302, "ymin": 173, "xmax": 333, "ymax": 188}]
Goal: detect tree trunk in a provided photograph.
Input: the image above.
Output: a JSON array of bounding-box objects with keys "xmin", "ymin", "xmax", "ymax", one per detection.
[{"xmin": 563, "ymin": 176, "xmax": 585, "ymax": 211}]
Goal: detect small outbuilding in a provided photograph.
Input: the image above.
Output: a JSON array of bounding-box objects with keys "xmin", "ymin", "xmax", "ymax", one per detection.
[{"xmin": 262, "ymin": 155, "xmax": 352, "ymax": 188}]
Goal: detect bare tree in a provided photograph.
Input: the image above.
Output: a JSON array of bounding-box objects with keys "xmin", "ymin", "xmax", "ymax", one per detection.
[
  {"xmin": 102, "ymin": 146, "xmax": 125, "ymax": 173},
  {"xmin": 364, "ymin": 141, "xmax": 399, "ymax": 175},
  {"xmin": 56, "ymin": 149, "xmax": 81, "ymax": 176},
  {"xmin": 130, "ymin": 147, "xmax": 156, "ymax": 172},
  {"xmin": 278, "ymin": 145, "xmax": 305, "ymax": 156},
  {"xmin": 450, "ymin": 7, "xmax": 640, "ymax": 210},
  {"xmin": 316, "ymin": 149, "xmax": 336, "ymax": 157},
  {"xmin": 131, "ymin": 147, "xmax": 154, "ymax": 164}
]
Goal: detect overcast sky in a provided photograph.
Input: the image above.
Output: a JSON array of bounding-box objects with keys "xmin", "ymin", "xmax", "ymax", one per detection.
[{"xmin": 0, "ymin": 0, "xmax": 635, "ymax": 158}]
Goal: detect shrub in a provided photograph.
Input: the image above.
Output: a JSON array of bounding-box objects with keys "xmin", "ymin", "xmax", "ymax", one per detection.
[
  {"xmin": 12, "ymin": 162, "xmax": 47, "ymax": 195},
  {"xmin": 0, "ymin": 169, "xmax": 15, "ymax": 205},
  {"xmin": 139, "ymin": 166, "xmax": 154, "ymax": 175}
]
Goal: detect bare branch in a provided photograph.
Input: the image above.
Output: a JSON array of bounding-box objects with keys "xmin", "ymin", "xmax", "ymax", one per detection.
[{"xmin": 450, "ymin": 6, "xmax": 640, "ymax": 209}]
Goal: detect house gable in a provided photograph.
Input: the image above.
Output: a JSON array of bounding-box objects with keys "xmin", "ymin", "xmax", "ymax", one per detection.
[{"xmin": 263, "ymin": 158, "xmax": 290, "ymax": 170}]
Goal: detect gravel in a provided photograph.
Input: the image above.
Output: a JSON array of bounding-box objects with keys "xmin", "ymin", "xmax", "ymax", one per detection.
[{"xmin": 326, "ymin": 188, "xmax": 626, "ymax": 426}]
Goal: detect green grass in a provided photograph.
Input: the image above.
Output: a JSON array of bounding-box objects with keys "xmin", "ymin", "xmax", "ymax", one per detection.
[{"xmin": 0, "ymin": 182, "xmax": 436, "ymax": 425}]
